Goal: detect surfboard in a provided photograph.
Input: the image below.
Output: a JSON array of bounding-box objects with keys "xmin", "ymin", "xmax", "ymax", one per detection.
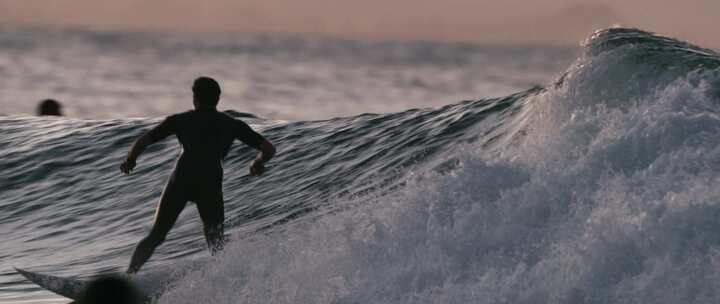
[
  {"xmin": 15, "ymin": 267, "xmax": 160, "ymax": 303},
  {"xmin": 15, "ymin": 259, "xmax": 207, "ymax": 302},
  {"xmin": 14, "ymin": 267, "xmax": 87, "ymax": 300},
  {"xmin": 14, "ymin": 268, "xmax": 159, "ymax": 302}
]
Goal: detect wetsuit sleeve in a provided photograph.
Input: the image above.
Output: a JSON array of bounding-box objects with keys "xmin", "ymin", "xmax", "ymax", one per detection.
[
  {"xmin": 234, "ymin": 120, "xmax": 263, "ymax": 149},
  {"xmin": 146, "ymin": 116, "xmax": 177, "ymax": 143}
]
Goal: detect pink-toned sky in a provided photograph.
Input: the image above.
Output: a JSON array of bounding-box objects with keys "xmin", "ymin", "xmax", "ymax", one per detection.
[{"xmin": 1, "ymin": 0, "xmax": 719, "ymax": 47}]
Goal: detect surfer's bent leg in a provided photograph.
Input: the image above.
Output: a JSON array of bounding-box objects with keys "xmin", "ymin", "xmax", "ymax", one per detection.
[
  {"xmin": 196, "ymin": 192, "xmax": 225, "ymax": 255},
  {"xmin": 127, "ymin": 181, "xmax": 187, "ymax": 274}
]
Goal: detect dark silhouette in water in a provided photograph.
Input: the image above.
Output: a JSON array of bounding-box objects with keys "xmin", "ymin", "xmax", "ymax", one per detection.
[
  {"xmin": 37, "ymin": 99, "xmax": 62, "ymax": 116},
  {"xmin": 76, "ymin": 275, "xmax": 142, "ymax": 304},
  {"xmin": 120, "ymin": 76, "xmax": 276, "ymax": 274}
]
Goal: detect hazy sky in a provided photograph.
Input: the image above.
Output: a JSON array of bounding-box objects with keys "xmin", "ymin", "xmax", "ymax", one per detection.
[{"xmin": 1, "ymin": 0, "xmax": 719, "ymax": 47}]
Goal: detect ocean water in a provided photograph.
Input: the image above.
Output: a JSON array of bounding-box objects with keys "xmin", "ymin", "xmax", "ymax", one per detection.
[
  {"xmin": 2, "ymin": 27, "xmax": 720, "ymax": 304},
  {"xmin": 0, "ymin": 28, "xmax": 570, "ymax": 120}
]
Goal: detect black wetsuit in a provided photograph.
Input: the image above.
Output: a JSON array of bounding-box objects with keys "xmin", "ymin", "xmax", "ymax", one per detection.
[{"xmin": 143, "ymin": 108, "xmax": 262, "ymax": 250}]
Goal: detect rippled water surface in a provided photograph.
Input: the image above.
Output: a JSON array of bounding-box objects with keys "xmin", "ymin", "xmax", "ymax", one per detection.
[
  {"xmin": 0, "ymin": 28, "xmax": 571, "ymax": 120},
  {"xmin": 3, "ymin": 28, "xmax": 720, "ymax": 304}
]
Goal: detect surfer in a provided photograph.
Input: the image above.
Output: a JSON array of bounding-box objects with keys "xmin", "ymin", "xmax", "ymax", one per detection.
[{"xmin": 120, "ymin": 76, "xmax": 276, "ymax": 274}]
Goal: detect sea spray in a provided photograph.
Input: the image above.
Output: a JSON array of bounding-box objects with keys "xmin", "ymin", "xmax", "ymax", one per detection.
[
  {"xmin": 159, "ymin": 28, "xmax": 720, "ymax": 304},
  {"xmin": 2, "ymin": 28, "xmax": 720, "ymax": 304}
]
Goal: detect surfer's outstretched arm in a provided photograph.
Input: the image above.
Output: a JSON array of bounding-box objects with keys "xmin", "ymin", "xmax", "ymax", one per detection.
[
  {"xmin": 120, "ymin": 135, "xmax": 152, "ymax": 174},
  {"xmin": 249, "ymin": 138, "xmax": 275, "ymax": 176},
  {"xmin": 120, "ymin": 118, "xmax": 176, "ymax": 174}
]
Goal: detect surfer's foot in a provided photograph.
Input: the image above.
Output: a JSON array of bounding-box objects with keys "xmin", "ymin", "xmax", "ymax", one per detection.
[{"xmin": 126, "ymin": 265, "xmax": 140, "ymax": 275}]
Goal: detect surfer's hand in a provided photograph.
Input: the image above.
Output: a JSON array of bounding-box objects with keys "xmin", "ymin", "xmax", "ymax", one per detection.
[
  {"xmin": 249, "ymin": 159, "xmax": 265, "ymax": 176},
  {"xmin": 120, "ymin": 158, "xmax": 136, "ymax": 174}
]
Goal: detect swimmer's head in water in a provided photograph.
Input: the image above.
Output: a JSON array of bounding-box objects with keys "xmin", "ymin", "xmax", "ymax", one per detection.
[
  {"xmin": 192, "ymin": 76, "xmax": 221, "ymax": 108},
  {"xmin": 37, "ymin": 99, "xmax": 62, "ymax": 116}
]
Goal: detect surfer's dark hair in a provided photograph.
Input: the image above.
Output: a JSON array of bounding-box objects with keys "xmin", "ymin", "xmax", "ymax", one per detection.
[
  {"xmin": 37, "ymin": 99, "xmax": 62, "ymax": 116},
  {"xmin": 193, "ymin": 76, "xmax": 221, "ymax": 106},
  {"xmin": 78, "ymin": 275, "xmax": 143, "ymax": 304}
]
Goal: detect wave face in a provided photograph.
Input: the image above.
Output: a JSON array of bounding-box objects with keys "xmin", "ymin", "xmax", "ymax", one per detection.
[{"xmin": 2, "ymin": 28, "xmax": 720, "ymax": 303}]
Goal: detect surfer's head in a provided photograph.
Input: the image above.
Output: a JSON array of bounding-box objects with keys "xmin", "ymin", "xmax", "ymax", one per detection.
[
  {"xmin": 78, "ymin": 275, "xmax": 142, "ymax": 304},
  {"xmin": 192, "ymin": 76, "xmax": 221, "ymax": 109}
]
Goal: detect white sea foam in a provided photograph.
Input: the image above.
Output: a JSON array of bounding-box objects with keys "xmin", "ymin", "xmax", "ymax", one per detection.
[
  {"xmin": 3, "ymin": 28, "xmax": 719, "ymax": 304},
  {"xmin": 158, "ymin": 35, "xmax": 720, "ymax": 303}
]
